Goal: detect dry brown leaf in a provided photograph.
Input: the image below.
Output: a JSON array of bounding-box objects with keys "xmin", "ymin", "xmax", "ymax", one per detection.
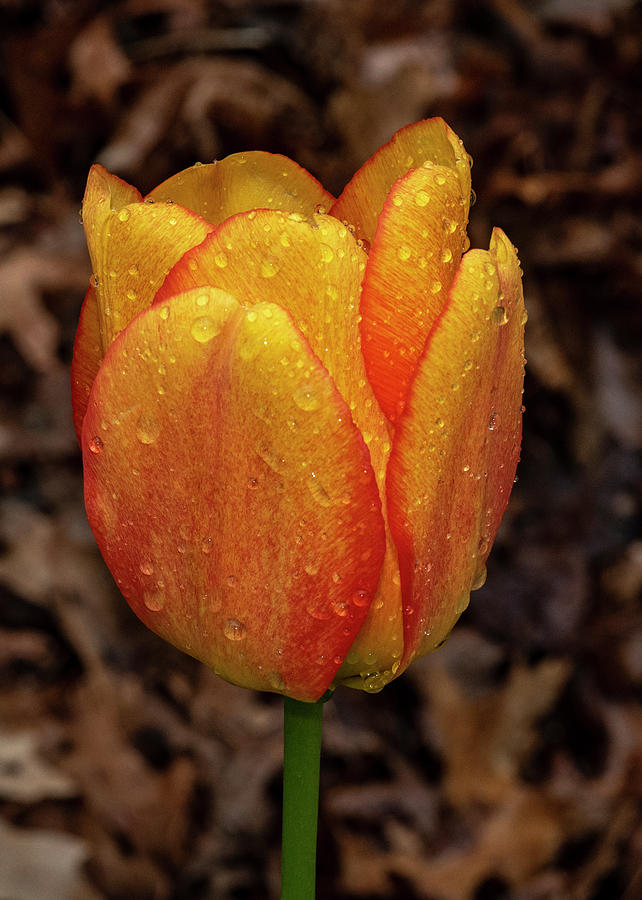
[
  {"xmin": 0, "ymin": 731, "xmax": 78, "ymax": 803},
  {"xmin": 0, "ymin": 820, "xmax": 87, "ymax": 900},
  {"xmin": 68, "ymin": 16, "xmax": 133, "ymax": 106}
]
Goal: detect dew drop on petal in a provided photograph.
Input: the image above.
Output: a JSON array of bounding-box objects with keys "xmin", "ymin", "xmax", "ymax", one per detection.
[
  {"xmin": 144, "ymin": 589, "xmax": 164, "ymax": 611},
  {"xmin": 136, "ymin": 412, "xmax": 160, "ymax": 444},
  {"xmin": 293, "ymin": 384, "xmax": 320, "ymax": 411},
  {"xmin": 191, "ymin": 316, "xmax": 220, "ymax": 343},
  {"xmin": 471, "ymin": 567, "xmax": 487, "ymax": 590},
  {"xmin": 260, "ymin": 259, "xmax": 279, "ymax": 278},
  {"xmin": 88, "ymin": 436, "xmax": 103, "ymax": 454},
  {"xmin": 139, "ymin": 559, "xmax": 154, "ymax": 576},
  {"xmin": 491, "ymin": 305, "xmax": 508, "ymax": 325},
  {"xmin": 224, "ymin": 618, "xmax": 246, "ymax": 641},
  {"xmin": 353, "ymin": 589, "xmax": 370, "ymax": 607}
]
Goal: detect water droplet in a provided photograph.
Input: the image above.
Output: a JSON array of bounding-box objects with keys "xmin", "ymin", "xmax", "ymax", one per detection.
[
  {"xmin": 214, "ymin": 252, "xmax": 227, "ymax": 268},
  {"xmin": 492, "ymin": 305, "xmax": 508, "ymax": 325},
  {"xmin": 257, "ymin": 441, "xmax": 284, "ymax": 473},
  {"xmin": 521, "ymin": 307, "xmax": 529, "ymax": 325},
  {"xmin": 191, "ymin": 316, "xmax": 220, "ymax": 343},
  {"xmin": 320, "ymin": 244, "xmax": 334, "ymax": 263},
  {"xmin": 247, "ymin": 476, "xmax": 259, "ymax": 490},
  {"xmin": 139, "ymin": 559, "xmax": 154, "ymax": 576},
  {"xmin": 308, "ymin": 472, "xmax": 331, "ymax": 507},
  {"xmin": 260, "ymin": 259, "xmax": 279, "ymax": 278},
  {"xmin": 331, "ymin": 599, "xmax": 349, "ymax": 617},
  {"xmin": 471, "ymin": 567, "xmax": 487, "ymax": 590},
  {"xmin": 201, "ymin": 536, "xmax": 213, "ymax": 554},
  {"xmin": 415, "ymin": 189, "xmax": 430, "ymax": 207},
  {"xmin": 315, "ymin": 203, "xmax": 327, "ymax": 215},
  {"xmin": 224, "ymin": 618, "xmax": 246, "ymax": 641},
  {"xmin": 159, "ymin": 306, "xmax": 170, "ymax": 320},
  {"xmin": 304, "ymin": 560, "xmax": 320, "ymax": 576},
  {"xmin": 398, "ymin": 245, "xmax": 411, "ymax": 261},
  {"xmin": 88, "ymin": 435, "xmax": 103, "ymax": 454},
  {"xmin": 488, "ymin": 411, "xmax": 498, "ymax": 430},
  {"xmin": 431, "ymin": 280, "xmax": 442, "ymax": 294},
  {"xmin": 136, "ymin": 412, "xmax": 160, "ymax": 444},
  {"xmin": 353, "ymin": 589, "xmax": 370, "ymax": 607},
  {"xmin": 441, "ymin": 248, "xmax": 453, "ymax": 264},
  {"xmin": 306, "ymin": 600, "xmax": 331, "ymax": 620},
  {"xmin": 293, "ymin": 384, "xmax": 320, "ymax": 411},
  {"xmin": 463, "ymin": 359, "xmax": 473, "ymax": 371},
  {"xmin": 144, "ymin": 589, "xmax": 164, "ymax": 611},
  {"xmin": 118, "ymin": 208, "xmax": 130, "ymax": 222}
]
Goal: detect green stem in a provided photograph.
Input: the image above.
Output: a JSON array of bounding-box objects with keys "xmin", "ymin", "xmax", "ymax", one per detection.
[{"xmin": 281, "ymin": 696, "xmax": 324, "ymax": 900}]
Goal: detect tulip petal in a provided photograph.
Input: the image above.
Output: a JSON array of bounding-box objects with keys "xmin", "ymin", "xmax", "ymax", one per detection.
[
  {"xmin": 359, "ymin": 163, "xmax": 468, "ymax": 422},
  {"xmin": 157, "ymin": 211, "xmax": 405, "ymax": 679},
  {"xmin": 146, "ymin": 152, "xmax": 334, "ymax": 226},
  {"xmin": 330, "ymin": 118, "xmax": 471, "ymax": 245},
  {"xmin": 387, "ymin": 229, "xmax": 525, "ymax": 674},
  {"xmin": 82, "ymin": 287, "xmax": 386, "ymax": 701},
  {"xmin": 157, "ymin": 208, "xmax": 391, "ymax": 486},
  {"xmin": 82, "ymin": 165, "xmax": 213, "ymax": 351},
  {"xmin": 70, "ymin": 283, "xmax": 101, "ymax": 442}
]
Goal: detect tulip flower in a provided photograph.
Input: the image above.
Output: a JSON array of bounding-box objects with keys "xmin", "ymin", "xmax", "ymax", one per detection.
[{"xmin": 72, "ymin": 119, "xmax": 525, "ymax": 706}]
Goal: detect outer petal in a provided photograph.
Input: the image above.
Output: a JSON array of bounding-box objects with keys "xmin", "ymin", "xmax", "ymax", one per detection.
[
  {"xmin": 146, "ymin": 152, "xmax": 334, "ymax": 225},
  {"xmin": 157, "ymin": 210, "xmax": 405, "ymax": 679},
  {"xmin": 71, "ymin": 283, "xmax": 101, "ymax": 443},
  {"xmin": 387, "ymin": 229, "xmax": 526, "ymax": 674},
  {"xmin": 82, "ymin": 165, "xmax": 213, "ymax": 351},
  {"xmin": 360, "ymin": 164, "xmax": 468, "ymax": 422},
  {"xmin": 330, "ymin": 118, "xmax": 471, "ymax": 245},
  {"xmin": 82, "ymin": 286, "xmax": 386, "ymax": 701}
]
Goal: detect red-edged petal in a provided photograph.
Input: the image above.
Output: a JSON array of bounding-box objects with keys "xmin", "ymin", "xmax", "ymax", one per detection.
[
  {"xmin": 146, "ymin": 151, "xmax": 334, "ymax": 225},
  {"xmin": 360, "ymin": 163, "xmax": 468, "ymax": 422},
  {"xmin": 71, "ymin": 283, "xmax": 101, "ymax": 443},
  {"xmin": 387, "ymin": 229, "xmax": 526, "ymax": 674},
  {"xmin": 82, "ymin": 286, "xmax": 386, "ymax": 701},
  {"xmin": 330, "ymin": 118, "xmax": 471, "ymax": 245}
]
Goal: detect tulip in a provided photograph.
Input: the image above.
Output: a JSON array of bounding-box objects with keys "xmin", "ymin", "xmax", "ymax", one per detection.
[{"xmin": 72, "ymin": 118, "xmax": 525, "ymax": 705}]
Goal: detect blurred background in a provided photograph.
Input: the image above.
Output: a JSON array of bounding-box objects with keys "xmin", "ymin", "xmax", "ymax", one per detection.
[{"xmin": 0, "ymin": 1, "xmax": 640, "ymax": 898}]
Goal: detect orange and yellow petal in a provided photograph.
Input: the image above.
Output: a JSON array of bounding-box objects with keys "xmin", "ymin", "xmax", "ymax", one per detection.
[
  {"xmin": 82, "ymin": 166, "xmax": 213, "ymax": 352},
  {"xmin": 359, "ymin": 164, "xmax": 468, "ymax": 422},
  {"xmin": 82, "ymin": 286, "xmax": 386, "ymax": 701},
  {"xmin": 146, "ymin": 151, "xmax": 334, "ymax": 226},
  {"xmin": 387, "ymin": 229, "xmax": 525, "ymax": 675},
  {"xmin": 157, "ymin": 208, "xmax": 391, "ymax": 487},
  {"xmin": 158, "ymin": 211, "xmax": 405, "ymax": 683},
  {"xmin": 330, "ymin": 118, "xmax": 471, "ymax": 245},
  {"xmin": 71, "ymin": 283, "xmax": 102, "ymax": 442}
]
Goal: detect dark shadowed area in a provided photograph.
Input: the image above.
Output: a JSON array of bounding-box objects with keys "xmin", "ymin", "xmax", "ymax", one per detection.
[{"xmin": 0, "ymin": 1, "xmax": 640, "ymax": 898}]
